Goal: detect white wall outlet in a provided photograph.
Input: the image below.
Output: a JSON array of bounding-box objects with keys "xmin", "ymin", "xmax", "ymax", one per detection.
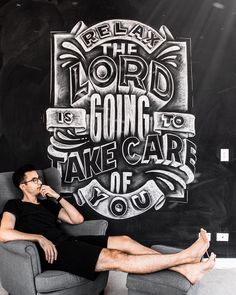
[
  {"xmin": 216, "ymin": 233, "xmax": 229, "ymax": 242},
  {"xmin": 198, "ymin": 232, "xmax": 211, "ymax": 241},
  {"xmin": 220, "ymin": 149, "xmax": 229, "ymax": 162}
]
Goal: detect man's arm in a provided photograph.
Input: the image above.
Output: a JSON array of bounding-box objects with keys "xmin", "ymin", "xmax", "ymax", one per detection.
[
  {"xmin": 0, "ymin": 212, "xmax": 57, "ymax": 264},
  {"xmin": 40, "ymin": 185, "xmax": 84, "ymax": 224},
  {"xmin": 0, "ymin": 212, "xmax": 40, "ymax": 242}
]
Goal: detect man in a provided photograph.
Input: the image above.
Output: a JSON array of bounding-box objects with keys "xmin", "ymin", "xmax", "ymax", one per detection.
[{"xmin": 0, "ymin": 164, "xmax": 215, "ymax": 283}]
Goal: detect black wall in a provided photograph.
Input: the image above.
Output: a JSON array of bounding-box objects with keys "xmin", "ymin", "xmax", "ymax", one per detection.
[{"xmin": 1, "ymin": 0, "xmax": 236, "ymax": 257}]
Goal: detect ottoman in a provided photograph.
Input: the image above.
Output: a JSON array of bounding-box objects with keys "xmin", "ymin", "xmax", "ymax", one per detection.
[{"xmin": 126, "ymin": 245, "xmax": 236, "ymax": 295}]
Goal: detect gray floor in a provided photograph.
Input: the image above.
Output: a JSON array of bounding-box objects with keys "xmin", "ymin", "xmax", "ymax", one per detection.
[{"xmin": 105, "ymin": 271, "xmax": 128, "ymax": 295}]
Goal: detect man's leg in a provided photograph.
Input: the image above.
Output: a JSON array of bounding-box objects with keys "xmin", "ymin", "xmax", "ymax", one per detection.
[
  {"xmin": 107, "ymin": 229, "xmax": 209, "ymax": 258},
  {"xmin": 95, "ymin": 247, "xmax": 215, "ymax": 284},
  {"xmin": 107, "ymin": 235, "xmax": 157, "ymax": 254}
]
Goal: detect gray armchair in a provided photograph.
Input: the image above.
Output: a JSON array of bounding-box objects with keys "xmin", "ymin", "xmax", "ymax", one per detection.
[{"xmin": 0, "ymin": 167, "xmax": 109, "ymax": 295}]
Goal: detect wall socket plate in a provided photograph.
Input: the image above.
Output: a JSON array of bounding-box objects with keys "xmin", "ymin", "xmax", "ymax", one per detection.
[
  {"xmin": 216, "ymin": 233, "xmax": 229, "ymax": 242},
  {"xmin": 220, "ymin": 148, "xmax": 229, "ymax": 162}
]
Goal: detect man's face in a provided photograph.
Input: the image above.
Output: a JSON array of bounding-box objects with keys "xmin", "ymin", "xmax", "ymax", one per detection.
[{"xmin": 21, "ymin": 170, "xmax": 42, "ymax": 196}]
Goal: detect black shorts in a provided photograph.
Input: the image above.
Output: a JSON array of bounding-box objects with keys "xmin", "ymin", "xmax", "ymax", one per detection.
[{"xmin": 39, "ymin": 235, "xmax": 108, "ymax": 280}]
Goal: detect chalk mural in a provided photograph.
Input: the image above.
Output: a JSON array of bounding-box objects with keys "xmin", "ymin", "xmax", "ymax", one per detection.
[{"xmin": 46, "ymin": 19, "xmax": 196, "ymax": 219}]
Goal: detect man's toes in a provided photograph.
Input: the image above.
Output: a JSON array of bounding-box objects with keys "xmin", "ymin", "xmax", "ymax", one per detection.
[{"xmin": 200, "ymin": 229, "xmax": 209, "ymax": 242}]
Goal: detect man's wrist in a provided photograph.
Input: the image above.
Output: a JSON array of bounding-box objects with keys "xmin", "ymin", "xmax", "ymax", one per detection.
[
  {"xmin": 36, "ymin": 234, "xmax": 44, "ymax": 242},
  {"xmin": 53, "ymin": 193, "xmax": 60, "ymax": 199},
  {"xmin": 57, "ymin": 195, "xmax": 63, "ymax": 203}
]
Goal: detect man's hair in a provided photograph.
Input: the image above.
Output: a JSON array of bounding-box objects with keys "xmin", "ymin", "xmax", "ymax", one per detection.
[{"xmin": 12, "ymin": 164, "xmax": 36, "ymax": 189}]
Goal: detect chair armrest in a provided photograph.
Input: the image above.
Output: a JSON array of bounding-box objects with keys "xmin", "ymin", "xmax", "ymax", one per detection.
[
  {"xmin": 60, "ymin": 220, "xmax": 108, "ymax": 236},
  {"xmin": 0, "ymin": 240, "xmax": 41, "ymax": 295},
  {"xmin": 0, "ymin": 240, "xmax": 41, "ymax": 275}
]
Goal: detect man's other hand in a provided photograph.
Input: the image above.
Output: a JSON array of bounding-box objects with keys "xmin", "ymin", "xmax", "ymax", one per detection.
[{"xmin": 38, "ymin": 235, "xmax": 58, "ymax": 264}]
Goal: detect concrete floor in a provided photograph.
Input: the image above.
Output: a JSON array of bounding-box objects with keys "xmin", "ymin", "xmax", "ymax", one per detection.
[{"xmin": 105, "ymin": 271, "xmax": 128, "ymax": 295}]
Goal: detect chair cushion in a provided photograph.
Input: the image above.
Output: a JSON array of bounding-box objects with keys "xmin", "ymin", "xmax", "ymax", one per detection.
[
  {"xmin": 127, "ymin": 270, "xmax": 192, "ymax": 295},
  {"xmin": 126, "ymin": 245, "xmax": 192, "ymax": 295},
  {"xmin": 35, "ymin": 270, "xmax": 95, "ymax": 292}
]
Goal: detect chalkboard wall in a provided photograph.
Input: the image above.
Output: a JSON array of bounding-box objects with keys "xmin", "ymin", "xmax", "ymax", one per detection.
[{"xmin": 0, "ymin": 0, "xmax": 236, "ymax": 257}]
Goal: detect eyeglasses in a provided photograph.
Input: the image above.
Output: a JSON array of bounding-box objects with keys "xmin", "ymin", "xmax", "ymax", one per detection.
[{"xmin": 22, "ymin": 177, "xmax": 42, "ymax": 185}]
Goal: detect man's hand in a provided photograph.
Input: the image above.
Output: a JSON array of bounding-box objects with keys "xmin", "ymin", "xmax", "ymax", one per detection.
[
  {"xmin": 38, "ymin": 235, "xmax": 58, "ymax": 264},
  {"xmin": 40, "ymin": 185, "xmax": 60, "ymax": 200}
]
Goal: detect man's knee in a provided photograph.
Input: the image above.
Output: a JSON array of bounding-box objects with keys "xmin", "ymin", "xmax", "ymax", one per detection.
[
  {"xmin": 95, "ymin": 248, "xmax": 128, "ymax": 272},
  {"xmin": 121, "ymin": 235, "xmax": 132, "ymax": 242},
  {"xmin": 108, "ymin": 235, "xmax": 133, "ymax": 249},
  {"xmin": 116, "ymin": 235, "xmax": 133, "ymax": 244}
]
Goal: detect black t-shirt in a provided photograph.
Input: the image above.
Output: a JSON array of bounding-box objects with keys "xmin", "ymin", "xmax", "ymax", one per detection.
[{"xmin": 2, "ymin": 199, "xmax": 69, "ymax": 244}]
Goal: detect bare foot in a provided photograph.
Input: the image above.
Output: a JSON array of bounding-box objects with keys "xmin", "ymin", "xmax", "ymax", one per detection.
[
  {"xmin": 172, "ymin": 252, "xmax": 216, "ymax": 284},
  {"xmin": 199, "ymin": 228, "xmax": 209, "ymax": 244},
  {"xmin": 181, "ymin": 228, "xmax": 210, "ymax": 264}
]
